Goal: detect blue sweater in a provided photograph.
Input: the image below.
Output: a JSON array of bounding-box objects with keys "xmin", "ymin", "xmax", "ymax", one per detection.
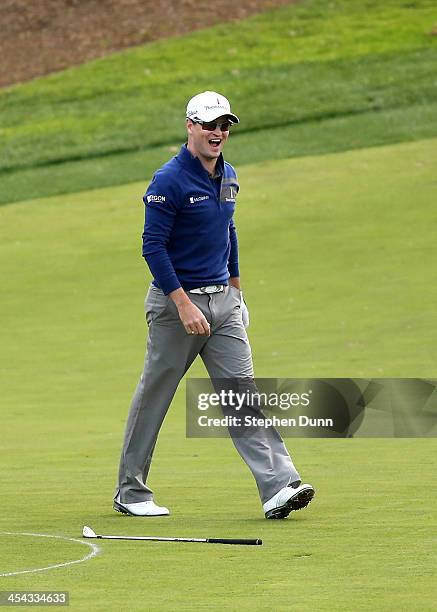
[{"xmin": 142, "ymin": 145, "xmax": 240, "ymax": 295}]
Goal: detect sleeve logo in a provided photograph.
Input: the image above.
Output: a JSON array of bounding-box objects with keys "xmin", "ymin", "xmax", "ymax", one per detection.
[{"xmin": 147, "ymin": 195, "xmax": 166, "ymax": 203}]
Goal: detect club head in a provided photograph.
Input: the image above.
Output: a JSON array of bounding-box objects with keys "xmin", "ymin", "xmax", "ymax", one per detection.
[{"xmin": 82, "ymin": 525, "xmax": 97, "ymax": 538}]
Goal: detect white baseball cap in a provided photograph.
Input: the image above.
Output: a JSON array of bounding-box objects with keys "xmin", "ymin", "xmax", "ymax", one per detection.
[{"xmin": 186, "ymin": 91, "xmax": 239, "ymax": 124}]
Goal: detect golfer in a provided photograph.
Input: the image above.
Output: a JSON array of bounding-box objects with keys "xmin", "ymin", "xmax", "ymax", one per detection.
[{"xmin": 114, "ymin": 91, "xmax": 315, "ymax": 519}]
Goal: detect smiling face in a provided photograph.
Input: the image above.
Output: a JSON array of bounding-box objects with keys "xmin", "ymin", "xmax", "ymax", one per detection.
[{"xmin": 186, "ymin": 115, "xmax": 230, "ymax": 172}]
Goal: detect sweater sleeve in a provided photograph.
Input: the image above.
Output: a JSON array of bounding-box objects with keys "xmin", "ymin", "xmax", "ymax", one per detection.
[
  {"xmin": 228, "ymin": 217, "xmax": 240, "ymax": 278},
  {"xmin": 142, "ymin": 172, "xmax": 182, "ymax": 295}
]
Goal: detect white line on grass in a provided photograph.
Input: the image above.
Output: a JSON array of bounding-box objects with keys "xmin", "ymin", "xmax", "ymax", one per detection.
[{"xmin": 0, "ymin": 532, "xmax": 101, "ymax": 577}]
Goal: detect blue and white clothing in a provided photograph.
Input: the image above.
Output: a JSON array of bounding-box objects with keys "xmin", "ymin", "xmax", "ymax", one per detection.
[{"xmin": 142, "ymin": 145, "xmax": 240, "ymax": 294}]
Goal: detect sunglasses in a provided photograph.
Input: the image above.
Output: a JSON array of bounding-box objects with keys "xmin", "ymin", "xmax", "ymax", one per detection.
[{"xmin": 191, "ymin": 119, "xmax": 232, "ymax": 132}]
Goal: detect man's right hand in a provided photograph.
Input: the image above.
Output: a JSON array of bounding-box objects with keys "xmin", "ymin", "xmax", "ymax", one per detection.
[{"xmin": 169, "ymin": 288, "xmax": 211, "ymax": 336}]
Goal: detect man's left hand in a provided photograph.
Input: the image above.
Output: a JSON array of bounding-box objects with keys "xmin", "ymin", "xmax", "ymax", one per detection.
[
  {"xmin": 229, "ymin": 278, "xmax": 249, "ymax": 328},
  {"xmin": 241, "ymin": 293, "xmax": 250, "ymax": 328}
]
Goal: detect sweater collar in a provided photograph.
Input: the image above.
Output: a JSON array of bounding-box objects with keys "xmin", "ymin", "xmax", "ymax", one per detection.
[{"xmin": 177, "ymin": 144, "xmax": 224, "ymax": 178}]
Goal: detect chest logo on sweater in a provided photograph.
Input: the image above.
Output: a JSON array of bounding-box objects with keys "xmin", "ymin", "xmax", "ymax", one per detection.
[
  {"xmin": 189, "ymin": 195, "xmax": 209, "ymax": 204},
  {"xmin": 220, "ymin": 184, "xmax": 238, "ymax": 203}
]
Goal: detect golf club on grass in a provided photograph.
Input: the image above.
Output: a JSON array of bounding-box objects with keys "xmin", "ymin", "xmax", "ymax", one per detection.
[{"xmin": 83, "ymin": 525, "xmax": 262, "ymax": 546}]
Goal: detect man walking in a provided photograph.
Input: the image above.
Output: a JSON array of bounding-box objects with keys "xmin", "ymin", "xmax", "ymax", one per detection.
[{"xmin": 114, "ymin": 91, "xmax": 315, "ymax": 519}]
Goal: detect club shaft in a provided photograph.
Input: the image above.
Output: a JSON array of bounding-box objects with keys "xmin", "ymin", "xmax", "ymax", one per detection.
[{"xmin": 98, "ymin": 535, "xmax": 204, "ymax": 542}]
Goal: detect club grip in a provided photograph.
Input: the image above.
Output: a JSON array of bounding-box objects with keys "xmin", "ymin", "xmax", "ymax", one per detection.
[{"xmin": 207, "ymin": 538, "xmax": 262, "ymax": 546}]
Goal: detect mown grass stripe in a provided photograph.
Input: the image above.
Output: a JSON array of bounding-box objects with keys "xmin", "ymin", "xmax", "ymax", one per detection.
[{"xmin": 1, "ymin": 0, "xmax": 436, "ymax": 205}]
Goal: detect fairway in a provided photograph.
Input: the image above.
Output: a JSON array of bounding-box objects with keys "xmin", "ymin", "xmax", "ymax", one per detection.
[{"xmin": 1, "ymin": 140, "xmax": 436, "ymax": 610}]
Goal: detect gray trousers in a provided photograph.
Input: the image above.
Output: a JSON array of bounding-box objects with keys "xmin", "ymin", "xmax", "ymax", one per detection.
[{"xmin": 115, "ymin": 284, "xmax": 300, "ymax": 505}]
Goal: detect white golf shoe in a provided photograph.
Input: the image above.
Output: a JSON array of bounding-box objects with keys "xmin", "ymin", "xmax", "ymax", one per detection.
[
  {"xmin": 263, "ymin": 483, "xmax": 315, "ymax": 519},
  {"xmin": 113, "ymin": 496, "xmax": 170, "ymax": 517}
]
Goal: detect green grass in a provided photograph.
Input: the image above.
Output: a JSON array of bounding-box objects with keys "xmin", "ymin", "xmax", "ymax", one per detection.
[
  {"xmin": 3, "ymin": 100, "xmax": 437, "ymax": 208},
  {"xmin": 1, "ymin": 139, "xmax": 436, "ymax": 609},
  {"xmin": 1, "ymin": 0, "xmax": 437, "ymax": 204}
]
